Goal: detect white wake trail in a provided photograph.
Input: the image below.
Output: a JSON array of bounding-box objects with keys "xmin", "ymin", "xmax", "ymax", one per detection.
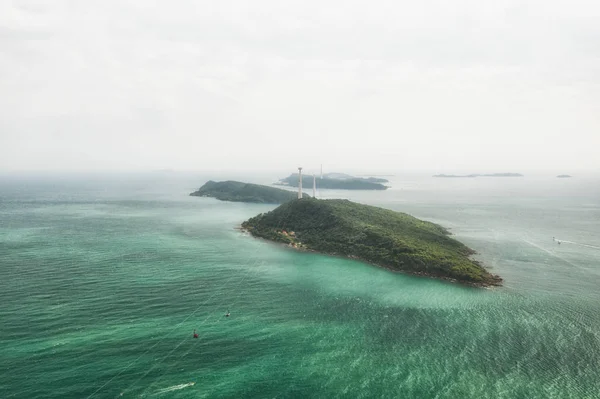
[
  {"xmin": 152, "ymin": 382, "xmax": 195, "ymax": 395},
  {"xmin": 555, "ymin": 240, "xmax": 600, "ymax": 250},
  {"xmin": 521, "ymin": 239, "xmax": 584, "ymax": 271}
]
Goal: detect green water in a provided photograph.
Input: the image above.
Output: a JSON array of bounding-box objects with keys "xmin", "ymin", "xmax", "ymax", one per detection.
[{"xmin": 1, "ymin": 173, "xmax": 599, "ymax": 398}]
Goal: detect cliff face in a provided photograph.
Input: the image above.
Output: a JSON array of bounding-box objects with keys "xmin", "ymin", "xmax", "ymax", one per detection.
[
  {"xmin": 242, "ymin": 198, "xmax": 502, "ymax": 287},
  {"xmin": 190, "ymin": 180, "xmax": 309, "ymax": 204}
]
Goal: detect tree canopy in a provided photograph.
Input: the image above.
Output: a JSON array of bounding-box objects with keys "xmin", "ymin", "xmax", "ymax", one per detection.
[
  {"xmin": 277, "ymin": 174, "xmax": 388, "ymax": 190},
  {"xmin": 190, "ymin": 180, "xmax": 309, "ymax": 204},
  {"xmin": 242, "ymin": 198, "xmax": 502, "ymax": 286}
]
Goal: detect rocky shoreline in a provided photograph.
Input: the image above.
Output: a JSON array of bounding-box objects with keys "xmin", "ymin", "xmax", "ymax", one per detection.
[{"xmin": 238, "ymin": 226, "xmax": 503, "ymax": 288}]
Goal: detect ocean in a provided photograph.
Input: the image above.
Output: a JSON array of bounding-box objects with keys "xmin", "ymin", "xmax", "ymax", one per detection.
[{"xmin": 1, "ymin": 171, "xmax": 599, "ymax": 398}]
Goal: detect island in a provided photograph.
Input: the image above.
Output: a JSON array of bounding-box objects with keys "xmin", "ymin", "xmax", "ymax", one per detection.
[
  {"xmin": 556, "ymin": 175, "xmax": 572, "ymax": 178},
  {"xmin": 321, "ymin": 172, "xmax": 389, "ymax": 183},
  {"xmin": 276, "ymin": 173, "xmax": 388, "ymax": 190},
  {"xmin": 433, "ymin": 173, "xmax": 523, "ymax": 178},
  {"xmin": 190, "ymin": 180, "xmax": 309, "ymax": 204},
  {"xmin": 241, "ymin": 198, "xmax": 502, "ymax": 287}
]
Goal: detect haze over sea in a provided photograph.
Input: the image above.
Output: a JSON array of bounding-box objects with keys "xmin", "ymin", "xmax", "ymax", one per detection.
[{"xmin": 1, "ymin": 171, "xmax": 599, "ymax": 398}]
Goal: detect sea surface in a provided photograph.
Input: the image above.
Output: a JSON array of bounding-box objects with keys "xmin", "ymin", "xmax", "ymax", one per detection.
[{"xmin": 1, "ymin": 171, "xmax": 599, "ymax": 398}]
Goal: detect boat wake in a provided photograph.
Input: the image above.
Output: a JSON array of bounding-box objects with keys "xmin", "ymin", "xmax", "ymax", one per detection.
[
  {"xmin": 152, "ymin": 382, "xmax": 195, "ymax": 396},
  {"xmin": 521, "ymin": 239, "xmax": 584, "ymax": 271},
  {"xmin": 555, "ymin": 240, "xmax": 600, "ymax": 250}
]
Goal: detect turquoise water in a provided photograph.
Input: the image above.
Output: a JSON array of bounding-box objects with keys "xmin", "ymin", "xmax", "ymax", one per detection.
[{"xmin": 1, "ymin": 172, "xmax": 599, "ymax": 398}]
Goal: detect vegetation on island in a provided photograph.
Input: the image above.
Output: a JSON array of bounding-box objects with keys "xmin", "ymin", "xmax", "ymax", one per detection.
[
  {"xmin": 556, "ymin": 175, "xmax": 572, "ymax": 178},
  {"xmin": 363, "ymin": 177, "xmax": 389, "ymax": 183},
  {"xmin": 276, "ymin": 174, "xmax": 388, "ymax": 190},
  {"xmin": 433, "ymin": 173, "xmax": 523, "ymax": 178},
  {"xmin": 321, "ymin": 172, "xmax": 389, "ymax": 183},
  {"xmin": 190, "ymin": 180, "xmax": 309, "ymax": 204},
  {"xmin": 242, "ymin": 199, "xmax": 502, "ymax": 286}
]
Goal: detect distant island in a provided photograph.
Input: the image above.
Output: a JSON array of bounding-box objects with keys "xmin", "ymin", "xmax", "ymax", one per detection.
[
  {"xmin": 433, "ymin": 173, "xmax": 524, "ymax": 178},
  {"xmin": 276, "ymin": 173, "xmax": 388, "ymax": 190},
  {"xmin": 242, "ymin": 199, "xmax": 502, "ymax": 287},
  {"xmin": 321, "ymin": 172, "xmax": 389, "ymax": 183},
  {"xmin": 556, "ymin": 175, "xmax": 572, "ymax": 178},
  {"xmin": 190, "ymin": 180, "xmax": 309, "ymax": 204}
]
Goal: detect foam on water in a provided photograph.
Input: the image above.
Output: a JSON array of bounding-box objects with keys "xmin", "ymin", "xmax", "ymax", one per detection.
[{"xmin": 150, "ymin": 382, "xmax": 195, "ymax": 396}]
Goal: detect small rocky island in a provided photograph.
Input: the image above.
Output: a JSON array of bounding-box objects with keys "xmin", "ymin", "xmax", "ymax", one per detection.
[
  {"xmin": 190, "ymin": 180, "xmax": 309, "ymax": 204},
  {"xmin": 556, "ymin": 175, "xmax": 572, "ymax": 178},
  {"xmin": 242, "ymin": 199, "xmax": 502, "ymax": 287},
  {"xmin": 276, "ymin": 173, "xmax": 388, "ymax": 190},
  {"xmin": 434, "ymin": 173, "xmax": 523, "ymax": 178}
]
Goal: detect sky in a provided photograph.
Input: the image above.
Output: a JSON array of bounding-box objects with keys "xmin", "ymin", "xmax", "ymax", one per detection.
[{"xmin": 1, "ymin": 0, "xmax": 599, "ymax": 174}]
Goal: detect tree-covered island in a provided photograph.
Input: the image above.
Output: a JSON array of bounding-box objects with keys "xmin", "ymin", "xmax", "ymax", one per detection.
[
  {"xmin": 242, "ymin": 198, "xmax": 502, "ymax": 287},
  {"xmin": 190, "ymin": 180, "xmax": 309, "ymax": 204},
  {"xmin": 321, "ymin": 172, "xmax": 389, "ymax": 183},
  {"xmin": 276, "ymin": 173, "xmax": 388, "ymax": 190}
]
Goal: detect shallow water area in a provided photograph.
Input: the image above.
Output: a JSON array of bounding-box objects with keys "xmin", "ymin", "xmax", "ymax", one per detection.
[{"xmin": 1, "ymin": 171, "xmax": 599, "ymax": 398}]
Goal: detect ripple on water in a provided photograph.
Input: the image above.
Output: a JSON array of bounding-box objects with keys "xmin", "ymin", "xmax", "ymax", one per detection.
[{"xmin": 1, "ymin": 177, "xmax": 600, "ymax": 398}]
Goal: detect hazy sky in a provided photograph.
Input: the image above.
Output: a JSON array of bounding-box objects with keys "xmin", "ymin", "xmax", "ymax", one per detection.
[{"xmin": 1, "ymin": 0, "xmax": 599, "ymax": 173}]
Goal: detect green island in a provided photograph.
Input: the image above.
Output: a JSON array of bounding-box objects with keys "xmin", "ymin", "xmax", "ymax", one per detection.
[
  {"xmin": 276, "ymin": 173, "xmax": 388, "ymax": 190},
  {"xmin": 242, "ymin": 198, "xmax": 502, "ymax": 287},
  {"xmin": 190, "ymin": 180, "xmax": 309, "ymax": 204},
  {"xmin": 321, "ymin": 172, "xmax": 389, "ymax": 183},
  {"xmin": 556, "ymin": 175, "xmax": 572, "ymax": 178}
]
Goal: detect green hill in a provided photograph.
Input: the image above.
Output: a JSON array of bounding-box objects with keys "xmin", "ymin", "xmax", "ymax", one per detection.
[
  {"xmin": 242, "ymin": 199, "xmax": 502, "ymax": 286},
  {"xmin": 276, "ymin": 174, "xmax": 387, "ymax": 190},
  {"xmin": 190, "ymin": 180, "xmax": 309, "ymax": 204},
  {"xmin": 322, "ymin": 173, "xmax": 389, "ymax": 183}
]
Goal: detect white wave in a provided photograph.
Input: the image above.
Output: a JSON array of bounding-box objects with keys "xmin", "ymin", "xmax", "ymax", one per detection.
[{"xmin": 152, "ymin": 382, "xmax": 195, "ymax": 395}]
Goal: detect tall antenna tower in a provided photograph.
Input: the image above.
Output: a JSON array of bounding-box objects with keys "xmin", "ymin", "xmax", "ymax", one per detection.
[
  {"xmin": 313, "ymin": 174, "xmax": 316, "ymax": 198},
  {"xmin": 298, "ymin": 167, "xmax": 303, "ymax": 199}
]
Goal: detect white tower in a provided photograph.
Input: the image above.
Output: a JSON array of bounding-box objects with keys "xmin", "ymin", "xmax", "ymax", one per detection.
[
  {"xmin": 320, "ymin": 164, "xmax": 323, "ymax": 179},
  {"xmin": 313, "ymin": 174, "xmax": 316, "ymax": 198},
  {"xmin": 298, "ymin": 167, "xmax": 303, "ymax": 199}
]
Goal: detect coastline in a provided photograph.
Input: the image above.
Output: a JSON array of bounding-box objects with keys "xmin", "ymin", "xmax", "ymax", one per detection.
[{"xmin": 238, "ymin": 226, "xmax": 503, "ymax": 288}]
